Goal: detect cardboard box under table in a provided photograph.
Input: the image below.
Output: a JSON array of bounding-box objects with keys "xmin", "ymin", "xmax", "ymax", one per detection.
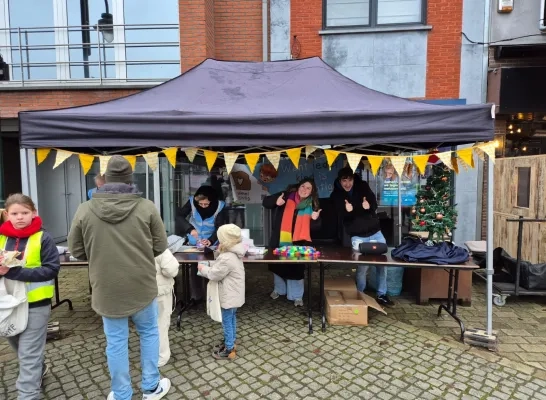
[{"xmin": 324, "ymin": 277, "xmax": 386, "ymax": 326}]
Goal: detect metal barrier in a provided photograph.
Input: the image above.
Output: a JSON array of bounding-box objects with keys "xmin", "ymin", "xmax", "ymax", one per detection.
[{"xmin": 0, "ymin": 23, "xmax": 180, "ymax": 85}]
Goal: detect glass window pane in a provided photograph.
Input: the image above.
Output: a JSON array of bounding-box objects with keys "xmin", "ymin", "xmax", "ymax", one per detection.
[
  {"xmin": 9, "ymin": 0, "xmax": 56, "ymax": 80},
  {"xmin": 326, "ymin": 0, "xmax": 369, "ymax": 27},
  {"xmin": 124, "ymin": 0, "xmax": 180, "ymax": 80},
  {"xmin": 517, "ymin": 167, "xmax": 531, "ymax": 208},
  {"xmin": 377, "ymin": 0, "xmax": 422, "ymax": 25},
  {"xmin": 67, "ymin": 0, "xmax": 115, "ymax": 79}
]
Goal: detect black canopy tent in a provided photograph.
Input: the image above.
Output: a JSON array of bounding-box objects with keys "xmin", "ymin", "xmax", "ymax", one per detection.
[
  {"xmin": 19, "ymin": 57, "xmax": 493, "ymax": 149},
  {"xmin": 17, "ymin": 56, "xmax": 496, "ymax": 338}
]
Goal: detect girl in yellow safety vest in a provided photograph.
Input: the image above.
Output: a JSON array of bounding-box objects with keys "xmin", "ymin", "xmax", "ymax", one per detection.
[{"xmin": 0, "ymin": 193, "xmax": 60, "ymax": 398}]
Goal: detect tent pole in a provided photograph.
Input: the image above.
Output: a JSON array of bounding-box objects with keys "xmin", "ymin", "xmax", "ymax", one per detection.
[
  {"xmin": 486, "ymin": 154, "xmax": 494, "ymax": 334},
  {"xmin": 20, "ymin": 149, "xmax": 30, "ymax": 196},
  {"xmin": 398, "ymin": 174, "xmax": 402, "ymax": 245}
]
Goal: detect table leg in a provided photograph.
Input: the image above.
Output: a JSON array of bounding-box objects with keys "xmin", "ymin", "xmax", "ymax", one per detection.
[
  {"xmin": 51, "ymin": 276, "xmax": 73, "ymax": 311},
  {"xmin": 307, "ymin": 263, "xmax": 313, "ymax": 334},
  {"xmin": 320, "ymin": 262, "xmax": 326, "ymax": 332},
  {"xmin": 437, "ymin": 269, "xmax": 465, "ymax": 341},
  {"xmin": 176, "ymin": 263, "xmax": 189, "ymax": 331}
]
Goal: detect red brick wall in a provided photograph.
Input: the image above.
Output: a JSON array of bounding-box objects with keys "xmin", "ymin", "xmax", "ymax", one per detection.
[
  {"xmin": 214, "ymin": 0, "xmax": 263, "ymax": 62},
  {"xmin": 179, "ymin": 0, "xmax": 211, "ymax": 72},
  {"xmin": 425, "ymin": 0, "xmax": 463, "ymax": 99},
  {"xmin": 290, "ymin": 0, "xmax": 322, "ymax": 58},
  {"xmin": 205, "ymin": 0, "xmax": 216, "ymax": 59},
  {"xmin": 0, "ymin": 89, "xmax": 139, "ymax": 119}
]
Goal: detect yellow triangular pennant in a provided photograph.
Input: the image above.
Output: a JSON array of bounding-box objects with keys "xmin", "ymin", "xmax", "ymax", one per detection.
[
  {"xmin": 285, "ymin": 148, "xmax": 301, "ymax": 169},
  {"xmin": 324, "ymin": 150, "xmax": 340, "ymax": 169},
  {"xmin": 266, "ymin": 152, "xmax": 281, "ymax": 171},
  {"xmin": 99, "ymin": 156, "xmax": 112, "ymax": 175},
  {"xmin": 224, "ymin": 153, "xmax": 239, "ymax": 174},
  {"xmin": 203, "ymin": 150, "xmax": 218, "ymax": 171},
  {"xmin": 143, "ymin": 152, "xmax": 159, "ymax": 171},
  {"xmin": 437, "ymin": 151, "xmax": 453, "ymax": 170},
  {"xmin": 451, "ymin": 156, "xmax": 459, "ymax": 174},
  {"xmin": 478, "ymin": 142, "xmax": 496, "ymax": 163},
  {"xmin": 123, "ymin": 155, "xmax": 137, "ymax": 171},
  {"xmin": 389, "ymin": 156, "xmax": 407, "ymax": 177},
  {"xmin": 412, "ymin": 154, "xmax": 429, "ymax": 175},
  {"xmin": 184, "ymin": 147, "xmax": 198, "ymax": 163},
  {"xmin": 366, "ymin": 155, "xmax": 384, "ymax": 176},
  {"xmin": 305, "ymin": 146, "xmax": 316, "ymax": 159},
  {"xmin": 53, "ymin": 150, "xmax": 72, "ymax": 169},
  {"xmin": 457, "ymin": 148, "xmax": 475, "ymax": 169},
  {"xmin": 345, "ymin": 153, "xmax": 362, "ymax": 173},
  {"xmin": 244, "ymin": 153, "xmax": 260, "ymax": 174},
  {"xmin": 78, "ymin": 154, "xmax": 95, "ymax": 175},
  {"xmin": 36, "ymin": 149, "xmax": 51, "ymax": 165},
  {"xmin": 163, "ymin": 147, "xmax": 178, "ymax": 168}
]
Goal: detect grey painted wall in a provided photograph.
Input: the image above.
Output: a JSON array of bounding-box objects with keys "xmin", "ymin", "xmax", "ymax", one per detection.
[
  {"xmin": 322, "ymin": 31, "xmax": 427, "ymax": 98},
  {"xmin": 455, "ymin": 0, "xmax": 489, "ymax": 245},
  {"xmin": 270, "ymin": 0, "xmax": 290, "ymax": 61},
  {"xmin": 490, "ymin": 0, "xmax": 546, "ymax": 45}
]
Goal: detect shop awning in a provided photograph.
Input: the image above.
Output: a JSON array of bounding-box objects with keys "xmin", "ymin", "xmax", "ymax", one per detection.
[{"xmin": 19, "ymin": 57, "xmax": 494, "ymax": 149}]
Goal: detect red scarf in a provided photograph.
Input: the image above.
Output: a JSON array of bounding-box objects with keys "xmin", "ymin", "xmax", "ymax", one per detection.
[{"xmin": 0, "ymin": 216, "xmax": 43, "ymax": 239}]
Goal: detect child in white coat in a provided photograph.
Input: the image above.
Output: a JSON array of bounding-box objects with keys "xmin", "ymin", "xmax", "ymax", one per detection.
[
  {"xmin": 155, "ymin": 249, "xmax": 179, "ymax": 367},
  {"xmin": 198, "ymin": 224, "xmax": 245, "ymax": 360}
]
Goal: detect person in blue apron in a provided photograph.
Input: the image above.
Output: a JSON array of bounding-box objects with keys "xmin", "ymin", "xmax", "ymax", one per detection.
[
  {"xmin": 175, "ymin": 185, "xmax": 227, "ymax": 303},
  {"xmin": 87, "ymin": 174, "xmax": 105, "ymax": 200}
]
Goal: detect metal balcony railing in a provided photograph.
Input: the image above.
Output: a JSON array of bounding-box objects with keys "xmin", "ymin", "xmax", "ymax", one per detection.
[{"xmin": 0, "ymin": 23, "xmax": 180, "ymax": 86}]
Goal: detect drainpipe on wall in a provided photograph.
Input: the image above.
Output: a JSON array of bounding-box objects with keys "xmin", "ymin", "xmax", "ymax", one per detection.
[
  {"xmin": 482, "ymin": 0, "xmax": 491, "ymax": 103},
  {"xmin": 262, "ymin": 0, "xmax": 268, "ymax": 61}
]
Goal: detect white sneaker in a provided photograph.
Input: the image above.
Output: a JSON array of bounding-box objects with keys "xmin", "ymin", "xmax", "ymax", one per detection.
[
  {"xmin": 142, "ymin": 377, "xmax": 171, "ymax": 400},
  {"xmin": 294, "ymin": 299, "xmax": 304, "ymax": 307},
  {"xmin": 270, "ymin": 291, "xmax": 280, "ymax": 300},
  {"xmin": 107, "ymin": 392, "xmax": 116, "ymax": 400}
]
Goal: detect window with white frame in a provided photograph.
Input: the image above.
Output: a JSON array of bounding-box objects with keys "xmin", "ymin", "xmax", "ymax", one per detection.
[{"xmin": 324, "ymin": 0, "xmax": 425, "ymax": 28}]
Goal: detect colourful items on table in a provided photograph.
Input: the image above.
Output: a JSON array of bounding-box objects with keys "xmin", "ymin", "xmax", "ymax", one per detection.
[{"xmin": 273, "ymin": 246, "xmax": 321, "ymax": 258}]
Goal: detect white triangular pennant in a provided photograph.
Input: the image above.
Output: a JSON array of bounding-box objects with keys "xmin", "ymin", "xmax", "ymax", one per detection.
[
  {"xmin": 99, "ymin": 156, "xmax": 112, "ymax": 175},
  {"xmin": 389, "ymin": 156, "xmax": 407, "ymax": 177},
  {"xmin": 224, "ymin": 153, "xmax": 239, "ymax": 174},
  {"xmin": 266, "ymin": 152, "xmax": 281, "ymax": 171},
  {"xmin": 53, "ymin": 150, "xmax": 72, "ymax": 169},
  {"xmin": 437, "ymin": 152, "xmax": 453, "ymax": 170},
  {"xmin": 143, "ymin": 152, "xmax": 159, "ymax": 171}
]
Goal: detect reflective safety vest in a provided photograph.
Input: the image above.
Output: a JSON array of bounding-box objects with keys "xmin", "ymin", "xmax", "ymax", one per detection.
[
  {"xmin": 187, "ymin": 197, "xmax": 225, "ymax": 246},
  {"xmin": 0, "ymin": 232, "xmax": 54, "ymax": 303}
]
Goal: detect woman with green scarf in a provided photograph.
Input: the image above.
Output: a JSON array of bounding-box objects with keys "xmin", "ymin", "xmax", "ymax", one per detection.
[{"xmin": 262, "ymin": 178, "xmax": 322, "ymax": 306}]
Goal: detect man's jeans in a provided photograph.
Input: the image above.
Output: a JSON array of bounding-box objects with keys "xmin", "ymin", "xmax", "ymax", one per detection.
[
  {"xmin": 221, "ymin": 308, "xmax": 238, "ymax": 350},
  {"xmin": 102, "ymin": 299, "xmax": 160, "ymax": 400},
  {"xmin": 352, "ymin": 231, "xmax": 388, "ymax": 296},
  {"xmin": 273, "ymin": 273, "xmax": 304, "ymax": 300}
]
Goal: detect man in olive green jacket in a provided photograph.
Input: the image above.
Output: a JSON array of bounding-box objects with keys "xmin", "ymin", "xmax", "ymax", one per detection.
[{"xmin": 68, "ymin": 155, "xmax": 171, "ymax": 400}]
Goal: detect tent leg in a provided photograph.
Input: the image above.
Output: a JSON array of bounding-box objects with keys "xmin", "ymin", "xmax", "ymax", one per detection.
[
  {"xmin": 486, "ymin": 154, "xmax": 494, "ymax": 334},
  {"xmin": 398, "ymin": 175, "xmax": 402, "ymax": 245},
  {"xmin": 20, "ymin": 148, "xmax": 30, "ymax": 196}
]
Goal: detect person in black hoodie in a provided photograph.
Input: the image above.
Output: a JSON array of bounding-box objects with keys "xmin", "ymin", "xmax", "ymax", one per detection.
[
  {"xmin": 175, "ymin": 185, "xmax": 228, "ymax": 303},
  {"xmin": 263, "ymin": 178, "xmax": 322, "ymax": 307},
  {"xmin": 330, "ymin": 167, "xmax": 394, "ymax": 307}
]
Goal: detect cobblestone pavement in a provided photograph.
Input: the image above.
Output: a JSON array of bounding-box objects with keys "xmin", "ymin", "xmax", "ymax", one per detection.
[{"xmin": 2, "ymin": 266, "xmax": 546, "ymax": 399}]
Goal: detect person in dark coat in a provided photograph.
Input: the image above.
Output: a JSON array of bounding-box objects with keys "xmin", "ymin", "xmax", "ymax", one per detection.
[
  {"xmin": 330, "ymin": 167, "xmax": 394, "ymax": 307},
  {"xmin": 175, "ymin": 185, "xmax": 228, "ymax": 302},
  {"xmin": 263, "ymin": 178, "xmax": 322, "ymax": 307}
]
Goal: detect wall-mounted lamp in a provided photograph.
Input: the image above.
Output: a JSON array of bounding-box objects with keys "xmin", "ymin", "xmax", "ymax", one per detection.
[{"xmin": 96, "ymin": 0, "xmax": 114, "ymax": 43}]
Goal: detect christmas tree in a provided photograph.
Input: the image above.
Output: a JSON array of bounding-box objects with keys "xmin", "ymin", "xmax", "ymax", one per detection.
[{"xmin": 410, "ymin": 164, "xmax": 457, "ymax": 243}]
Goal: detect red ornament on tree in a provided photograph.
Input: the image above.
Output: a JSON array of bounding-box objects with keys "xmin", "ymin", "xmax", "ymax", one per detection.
[
  {"xmin": 419, "ymin": 221, "xmax": 426, "ymax": 226},
  {"xmin": 425, "ymin": 186, "xmax": 431, "ymax": 191}
]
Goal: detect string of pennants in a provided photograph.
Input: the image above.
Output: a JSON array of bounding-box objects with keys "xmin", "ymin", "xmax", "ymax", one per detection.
[{"xmin": 35, "ymin": 141, "xmax": 496, "ymax": 177}]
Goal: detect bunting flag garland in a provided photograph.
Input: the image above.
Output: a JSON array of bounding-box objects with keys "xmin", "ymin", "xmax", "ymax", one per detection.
[
  {"xmin": 389, "ymin": 156, "xmax": 407, "ymax": 177},
  {"xmin": 324, "ymin": 149, "xmax": 340, "ymax": 169},
  {"xmin": 37, "ymin": 149, "xmax": 51, "ymax": 165},
  {"xmin": 345, "ymin": 153, "xmax": 362, "ymax": 173},
  {"xmin": 244, "ymin": 153, "xmax": 260, "ymax": 174},
  {"xmin": 143, "ymin": 152, "xmax": 159, "ymax": 171},
  {"xmin": 266, "ymin": 152, "xmax": 281, "ymax": 171},
  {"xmin": 478, "ymin": 142, "xmax": 496, "ymax": 163},
  {"xmin": 286, "ymin": 148, "xmax": 302, "ymax": 169},
  {"xmin": 451, "ymin": 156, "xmax": 460, "ymax": 174},
  {"xmin": 437, "ymin": 152, "xmax": 453, "ymax": 170},
  {"xmin": 457, "ymin": 148, "xmax": 475, "ymax": 169},
  {"xmin": 78, "ymin": 153, "xmax": 95, "ymax": 175},
  {"xmin": 412, "ymin": 154, "xmax": 429, "ymax": 176},
  {"xmin": 53, "ymin": 150, "xmax": 72, "ymax": 169},
  {"xmin": 366, "ymin": 155, "xmax": 384, "ymax": 177},
  {"xmin": 184, "ymin": 147, "xmax": 198, "ymax": 163},
  {"xmin": 163, "ymin": 147, "xmax": 178, "ymax": 168},
  {"xmin": 99, "ymin": 156, "xmax": 112, "ymax": 175},
  {"xmin": 305, "ymin": 146, "xmax": 316, "ymax": 159},
  {"xmin": 35, "ymin": 141, "xmax": 495, "ymax": 178},
  {"xmin": 203, "ymin": 150, "xmax": 218, "ymax": 171},
  {"xmin": 224, "ymin": 153, "xmax": 239, "ymax": 174},
  {"xmin": 123, "ymin": 155, "xmax": 137, "ymax": 171}
]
